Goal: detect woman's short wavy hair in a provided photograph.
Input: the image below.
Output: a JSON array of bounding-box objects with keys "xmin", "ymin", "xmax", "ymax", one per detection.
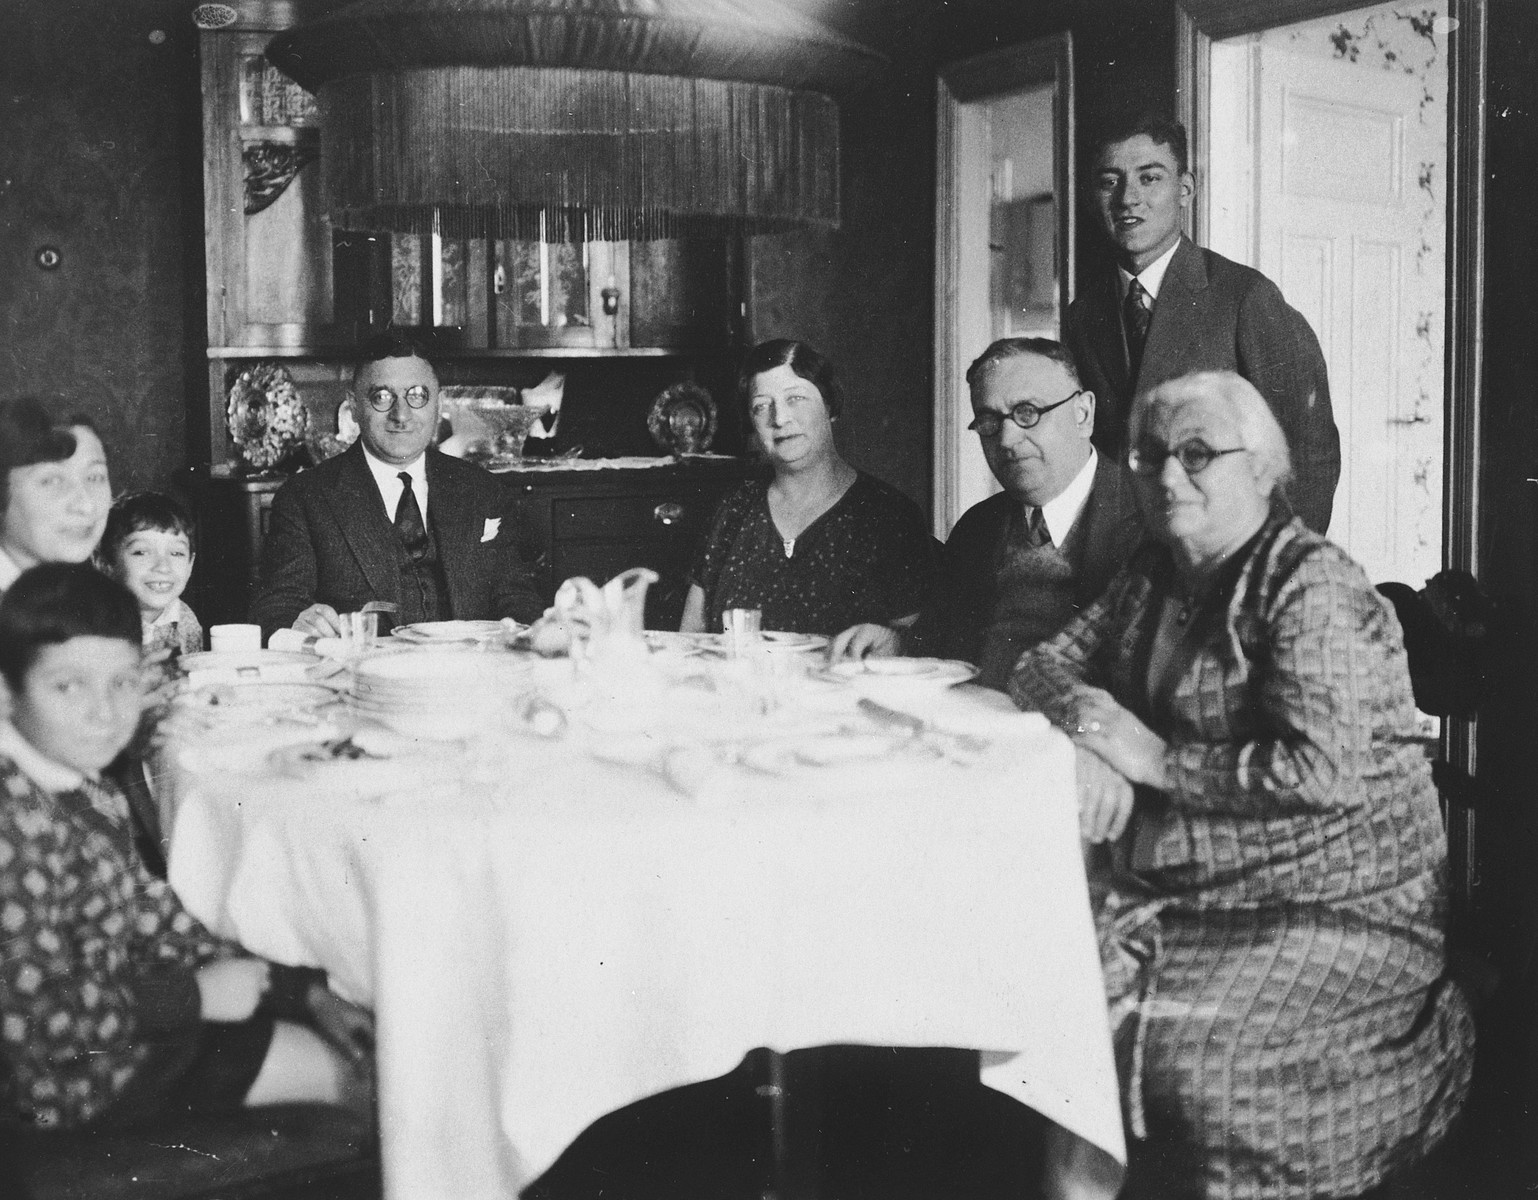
[
  {"xmin": 1131, "ymin": 371, "xmax": 1292, "ymax": 497},
  {"xmin": 736, "ymin": 339, "xmax": 841, "ymax": 419},
  {"xmin": 0, "ymin": 398, "xmax": 99, "ymax": 518}
]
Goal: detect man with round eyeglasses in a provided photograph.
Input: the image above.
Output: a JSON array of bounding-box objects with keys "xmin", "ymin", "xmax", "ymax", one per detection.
[
  {"xmin": 832, "ymin": 337, "xmax": 1143, "ymax": 687},
  {"xmin": 251, "ymin": 333, "xmax": 543, "ymax": 639}
]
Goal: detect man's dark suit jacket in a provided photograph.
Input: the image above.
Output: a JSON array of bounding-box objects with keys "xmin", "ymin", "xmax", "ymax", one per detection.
[
  {"xmin": 250, "ymin": 443, "xmax": 544, "ymax": 637},
  {"xmin": 912, "ymin": 453, "xmax": 1144, "ymax": 685},
  {"xmin": 1067, "ymin": 236, "xmax": 1341, "ymax": 533}
]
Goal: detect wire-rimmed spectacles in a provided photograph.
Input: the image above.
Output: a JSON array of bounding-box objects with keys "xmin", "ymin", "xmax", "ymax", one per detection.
[
  {"xmin": 967, "ymin": 389, "xmax": 1085, "ymax": 438},
  {"xmin": 1128, "ymin": 438, "xmax": 1246, "ymax": 477},
  {"xmin": 365, "ymin": 385, "xmax": 433, "ymax": 413}
]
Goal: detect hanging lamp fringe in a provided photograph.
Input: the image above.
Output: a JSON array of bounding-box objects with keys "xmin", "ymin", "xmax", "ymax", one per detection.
[{"xmin": 320, "ymin": 66, "xmax": 840, "ymax": 241}]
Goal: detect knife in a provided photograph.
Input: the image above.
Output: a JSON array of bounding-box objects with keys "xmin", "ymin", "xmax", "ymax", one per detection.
[{"xmin": 856, "ymin": 698, "xmax": 988, "ymax": 755}]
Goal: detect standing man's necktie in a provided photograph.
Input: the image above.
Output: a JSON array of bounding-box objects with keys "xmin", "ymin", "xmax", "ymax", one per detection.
[
  {"xmin": 394, "ymin": 472, "xmax": 429, "ymax": 561},
  {"xmin": 1024, "ymin": 505, "xmax": 1052, "ymax": 549},
  {"xmin": 1123, "ymin": 277, "xmax": 1152, "ymax": 379}
]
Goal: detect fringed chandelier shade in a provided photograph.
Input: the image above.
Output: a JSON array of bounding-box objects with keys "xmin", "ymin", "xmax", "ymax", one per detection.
[{"xmin": 265, "ymin": 0, "xmax": 886, "ymax": 241}]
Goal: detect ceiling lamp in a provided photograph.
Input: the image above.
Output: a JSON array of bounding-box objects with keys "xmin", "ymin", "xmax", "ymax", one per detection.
[{"xmin": 265, "ymin": 0, "xmax": 887, "ymax": 241}]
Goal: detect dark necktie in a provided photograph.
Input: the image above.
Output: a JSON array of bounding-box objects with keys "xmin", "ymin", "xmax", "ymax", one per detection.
[
  {"xmin": 393, "ymin": 472, "xmax": 429, "ymax": 562},
  {"xmin": 1123, "ymin": 277, "xmax": 1152, "ymax": 377},
  {"xmin": 1024, "ymin": 506, "xmax": 1052, "ymax": 549}
]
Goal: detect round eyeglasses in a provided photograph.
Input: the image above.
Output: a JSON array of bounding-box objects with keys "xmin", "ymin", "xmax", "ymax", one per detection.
[
  {"xmin": 967, "ymin": 389, "xmax": 1085, "ymax": 438},
  {"xmin": 1128, "ymin": 439, "xmax": 1247, "ymax": 477},
  {"xmin": 366, "ymin": 385, "xmax": 432, "ymax": 413}
]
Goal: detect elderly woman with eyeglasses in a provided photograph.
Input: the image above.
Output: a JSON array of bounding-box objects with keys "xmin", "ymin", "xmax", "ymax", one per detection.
[{"xmin": 1011, "ymin": 372, "xmax": 1473, "ymax": 1200}]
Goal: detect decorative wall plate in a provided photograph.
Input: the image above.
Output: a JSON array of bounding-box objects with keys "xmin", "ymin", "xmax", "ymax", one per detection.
[
  {"xmin": 227, "ymin": 362, "xmax": 307, "ymax": 471},
  {"xmin": 647, "ymin": 382, "xmax": 717, "ymax": 455}
]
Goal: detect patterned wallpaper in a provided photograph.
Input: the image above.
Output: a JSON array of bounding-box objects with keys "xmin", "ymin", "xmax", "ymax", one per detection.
[{"xmin": 0, "ymin": 0, "xmax": 199, "ymax": 495}]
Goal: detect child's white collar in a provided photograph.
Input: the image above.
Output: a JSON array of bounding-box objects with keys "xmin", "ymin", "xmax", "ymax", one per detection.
[
  {"xmin": 146, "ymin": 602, "xmax": 181, "ymax": 631},
  {"xmin": 0, "ymin": 722, "xmax": 88, "ymax": 793}
]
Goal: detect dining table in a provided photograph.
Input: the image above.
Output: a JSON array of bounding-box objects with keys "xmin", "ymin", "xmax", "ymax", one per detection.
[{"xmin": 159, "ymin": 633, "xmax": 1126, "ymax": 1200}]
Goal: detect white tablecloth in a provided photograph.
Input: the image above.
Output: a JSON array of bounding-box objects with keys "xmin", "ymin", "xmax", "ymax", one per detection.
[{"xmin": 166, "ymin": 675, "xmax": 1125, "ymax": 1200}]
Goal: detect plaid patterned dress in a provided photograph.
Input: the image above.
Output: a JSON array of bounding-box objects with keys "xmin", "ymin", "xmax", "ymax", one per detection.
[{"xmin": 1011, "ymin": 514, "xmax": 1474, "ymax": 1199}]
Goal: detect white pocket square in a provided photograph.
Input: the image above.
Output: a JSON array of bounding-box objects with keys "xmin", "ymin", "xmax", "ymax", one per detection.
[{"xmin": 481, "ymin": 518, "xmax": 502, "ymax": 542}]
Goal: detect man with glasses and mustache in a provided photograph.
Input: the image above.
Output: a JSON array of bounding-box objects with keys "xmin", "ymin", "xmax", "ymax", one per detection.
[
  {"xmin": 833, "ymin": 337, "xmax": 1143, "ymax": 688},
  {"xmin": 1067, "ymin": 114, "xmax": 1339, "ymax": 533},
  {"xmin": 251, "ymin": 334, "xmax": 543, "ymax": 640}
]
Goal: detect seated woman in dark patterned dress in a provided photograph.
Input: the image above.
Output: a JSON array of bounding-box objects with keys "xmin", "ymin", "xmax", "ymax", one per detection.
[
  {"xmin": 680, "ymin": 340, "xmax": 935, "ymax": 636},
  {"xmin": 1011, "ymin": 371, "xmax": 1474, "ymax": 1199}
]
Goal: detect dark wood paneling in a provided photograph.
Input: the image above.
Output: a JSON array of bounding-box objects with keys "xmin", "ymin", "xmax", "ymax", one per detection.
[
  {"xmin": 0, "ymin": 0, "xmax": 202, "ymax": 494},
  {"xmin": 1472, "ymin": 0, "xmax": 1538, "ymax": 1179}
]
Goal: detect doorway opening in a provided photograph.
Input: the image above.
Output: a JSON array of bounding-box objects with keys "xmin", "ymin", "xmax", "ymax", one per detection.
[
  {"xmin": 1201, "ymin": 3, "xmax": 1451, "ymax": 589},
  {"xmin": 934, "ymin": 35, "xmax": 1074, "ymax": 537},
  {"xmin": 1178, "ymin": 0, "xmax": 1486, "ymax": 900}
]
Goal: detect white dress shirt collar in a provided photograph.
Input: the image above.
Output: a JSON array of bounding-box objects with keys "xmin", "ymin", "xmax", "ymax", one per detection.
[
  {"xmin": 1118, "ymin": 237, "xmax": 1182, "ymax": 303},
  {"xmin": 0, "ymin": 548, "xmax": 22, "ymax": 595},
  {"xmin": 360, "ymin": 445, "xmax": 429, "ymax": 521},
  {"xmin": 0, "ymin": 721, "xmax": 87, "ymax": 793},
  {"xmin": 1036, "ymin": 446, "xmax": 1099, "ymax": 547}
]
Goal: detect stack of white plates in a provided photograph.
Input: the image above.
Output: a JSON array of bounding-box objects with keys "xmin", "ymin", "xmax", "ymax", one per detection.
[{"xmin": 349, "ymin": 649, "xmax": 532, "ymax": 738}]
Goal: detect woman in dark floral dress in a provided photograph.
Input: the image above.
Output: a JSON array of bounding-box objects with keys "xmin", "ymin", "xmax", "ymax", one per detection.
[{"xmin": 681, "ymin": 340, "xmax": 934, "ymax": 636}]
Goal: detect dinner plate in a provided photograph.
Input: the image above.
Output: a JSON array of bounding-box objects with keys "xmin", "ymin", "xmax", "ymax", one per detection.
[
  {"xmin": 355, "ymin": 648, "xmax": 529, "ymax": 681},
  {"xmin": 649, "ymin": 631, "xmax": 829, "ymax": 656},
  {"xmin": 190, "ymin": 681, "xmax": 342, "ymax": 711},
  {"xmin": 643, "ymin": 630, "xmax": 702, "ymax": 654},
  {"xmin": 760, "ymin": 631, "xmax": 829, "ymax": 649},
  {"xmin": 176, "ymin": 716, "xmax": 343, "ymax": 774},
  {"xmin": 181, "ymin": 649, "xmax": 320, "ymax": 688},
  {"xmin": 393, "ymin": 620, "xmax": 513, "ymax": 643},
  {"xmin": 181, "ymin": 649, "xmax": 315, "ymax": 673},
  {"xmin": 827, "ymin": 658, "xmax": 979, "ymax": 688},
  {"xmin": 268, "ymin": 730, "xmax": 462, "ymax": 788}
]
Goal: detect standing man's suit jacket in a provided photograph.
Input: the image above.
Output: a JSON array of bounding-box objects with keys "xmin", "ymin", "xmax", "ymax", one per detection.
[
  {"xmin": 1067, "ymin": 236, "xmax": 1341, "ymax": 533},
  {"xmin": 913, "ymin": 453, "xmax": 1145, "ymax": 682},
  {"xmin": 250, "ymin": 443, "xmax": 544, "ymax": 637}
]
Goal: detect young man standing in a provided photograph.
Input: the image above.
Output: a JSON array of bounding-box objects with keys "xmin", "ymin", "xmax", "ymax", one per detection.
[{"xmin": 1066, "ymin": 115, "xmax": 1341, "ymax": 533}]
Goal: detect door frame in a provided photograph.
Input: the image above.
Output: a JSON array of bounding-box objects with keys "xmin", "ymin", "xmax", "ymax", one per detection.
[
  {"xmin": 1176, "ymin": 0, "xmax": 1488, "ymax": 900},
  {"xmin": 933, "ymin": 33, "xmax": 1075, "ymax": 538}
]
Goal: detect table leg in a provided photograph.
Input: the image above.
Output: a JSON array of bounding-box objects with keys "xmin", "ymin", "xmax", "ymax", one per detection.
[{"xmin": 762, "ymin": 1049, "xmax": 826, "ymax": 1200}]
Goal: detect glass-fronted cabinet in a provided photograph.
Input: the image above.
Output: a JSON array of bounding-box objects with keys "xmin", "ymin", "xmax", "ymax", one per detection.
[
  {"xmin": 198, "ymin": 2, "xmax": 746, "ymax": 467},
  {"xmin": 201, "ymin": 8, "xmax": 742, "ymax": 357},
  {"xmin": 339, "ymin": 231, "xmax": 740, "ymax": 352}
]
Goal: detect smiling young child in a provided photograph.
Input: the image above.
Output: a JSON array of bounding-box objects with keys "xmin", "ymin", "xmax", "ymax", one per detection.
[
  {"xmin": 0, "ymin": 563, "xmax": 370, "ymax": 1131},
  {"xmin": 99, "ymin": 492, "xmax": 203, "ymax": 656}
]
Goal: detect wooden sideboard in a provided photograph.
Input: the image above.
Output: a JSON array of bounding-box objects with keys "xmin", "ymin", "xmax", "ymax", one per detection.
[
  {"xmin": 503, "ymin": 458, "xmax": 746, "ymax": 630},
  {"xmin": 181, "ymin": 457, "xmax": 747, "ymax": 632}
]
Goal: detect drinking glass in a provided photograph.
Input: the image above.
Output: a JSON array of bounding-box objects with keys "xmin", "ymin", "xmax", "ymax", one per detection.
[
  {"xmin": 722, "ymin": 608, "xmax": 763, "ymax": 659},
  {"xmin": 338, "ymin": 610, "xmax": 379, "ymax": 654}
]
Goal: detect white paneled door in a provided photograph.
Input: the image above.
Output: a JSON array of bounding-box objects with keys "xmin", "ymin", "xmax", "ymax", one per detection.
[{"xmin": 1205, "ymin": 7, "xmax": 1447, "ymax": 589}]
